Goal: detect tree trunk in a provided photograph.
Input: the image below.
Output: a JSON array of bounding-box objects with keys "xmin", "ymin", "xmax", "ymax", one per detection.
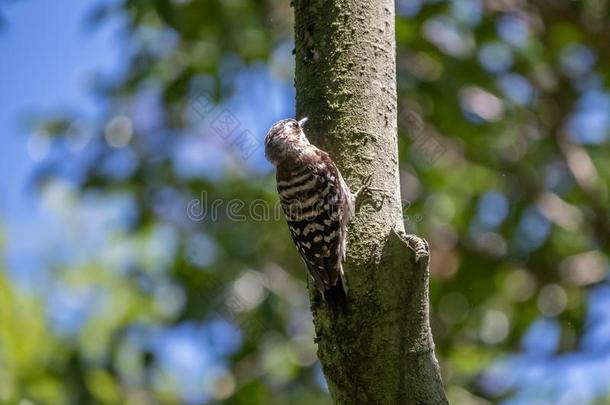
[{"xmin": 294, "ymin": 1, "xmax": 448, "ymax": 403}]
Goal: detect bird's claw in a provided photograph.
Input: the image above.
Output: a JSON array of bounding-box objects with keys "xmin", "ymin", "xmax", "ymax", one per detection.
[{"xmin": 354, "ymin": 174, "xmax": 386, "ymax": 200}]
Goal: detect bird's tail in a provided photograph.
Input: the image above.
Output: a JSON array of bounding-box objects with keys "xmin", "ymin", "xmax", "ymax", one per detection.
[{"xmin": 323, "ymin": 277, "xmax": 347, "ymax": 311}]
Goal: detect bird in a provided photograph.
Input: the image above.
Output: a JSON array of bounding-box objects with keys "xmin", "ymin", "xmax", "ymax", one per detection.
[{"xmin": 265, "ymin": 117, "xmax": 371, "ymax": 305}]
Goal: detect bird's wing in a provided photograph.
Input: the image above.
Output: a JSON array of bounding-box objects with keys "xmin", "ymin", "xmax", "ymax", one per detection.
[{"xmin": 277, "ymin": 157, "xmax": 345, "ymax": 293}]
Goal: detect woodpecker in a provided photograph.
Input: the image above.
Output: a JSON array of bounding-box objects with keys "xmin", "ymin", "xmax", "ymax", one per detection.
[{"xmin": 265, "ymin": 117, "xmax": 355, "ymax": 303}]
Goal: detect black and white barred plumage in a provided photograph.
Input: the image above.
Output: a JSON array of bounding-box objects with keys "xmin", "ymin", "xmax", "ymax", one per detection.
[{"xmin": 265, "ymin": 118, "xmax": 353, "ymax": 300}]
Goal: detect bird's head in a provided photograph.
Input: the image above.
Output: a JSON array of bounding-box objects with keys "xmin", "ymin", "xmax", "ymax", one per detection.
[{"xmin": 264, "ymin": 117, "xmax": 310, "ymax": 166}]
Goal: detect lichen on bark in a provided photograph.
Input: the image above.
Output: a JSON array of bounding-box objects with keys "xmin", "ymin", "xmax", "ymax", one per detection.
[{"xmin": 293, "ymin": 0, "xmax": 447, "ymax": 403}]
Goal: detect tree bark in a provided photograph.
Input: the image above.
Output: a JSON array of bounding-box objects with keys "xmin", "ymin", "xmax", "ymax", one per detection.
[{"xmin": 294, "ymin": 1, "xmax": 448, "ymax": 403}]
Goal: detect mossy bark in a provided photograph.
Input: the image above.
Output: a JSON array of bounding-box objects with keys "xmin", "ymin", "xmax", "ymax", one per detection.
[{"xmin": 294, "ymin": 0, "xmax": 447, "ymax": 403}]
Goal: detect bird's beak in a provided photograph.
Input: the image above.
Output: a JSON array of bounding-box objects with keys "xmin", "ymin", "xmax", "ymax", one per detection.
[{"xmin": 298, "ymin": 117, "xmax": 308, "ymax": 127}]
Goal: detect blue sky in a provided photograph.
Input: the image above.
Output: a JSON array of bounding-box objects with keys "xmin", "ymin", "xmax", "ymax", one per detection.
[
  {"xmin": 0, "ymin": 0, "xmax": 121, "ymax": 219},
  {"xmin": 0, "ymin": 0, "xmax": 122, "ymax": 282}
]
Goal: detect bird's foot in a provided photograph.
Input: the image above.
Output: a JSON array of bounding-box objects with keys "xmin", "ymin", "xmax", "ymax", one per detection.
[{"xmin": 353, "ymin": 174, "xmax": 386, "ymax": 201}]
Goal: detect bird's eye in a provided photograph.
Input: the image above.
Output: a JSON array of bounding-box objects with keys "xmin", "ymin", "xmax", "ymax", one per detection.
[{"xmin": 291, "ymin": 122, "xmax": 299, "ymax": 129}]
